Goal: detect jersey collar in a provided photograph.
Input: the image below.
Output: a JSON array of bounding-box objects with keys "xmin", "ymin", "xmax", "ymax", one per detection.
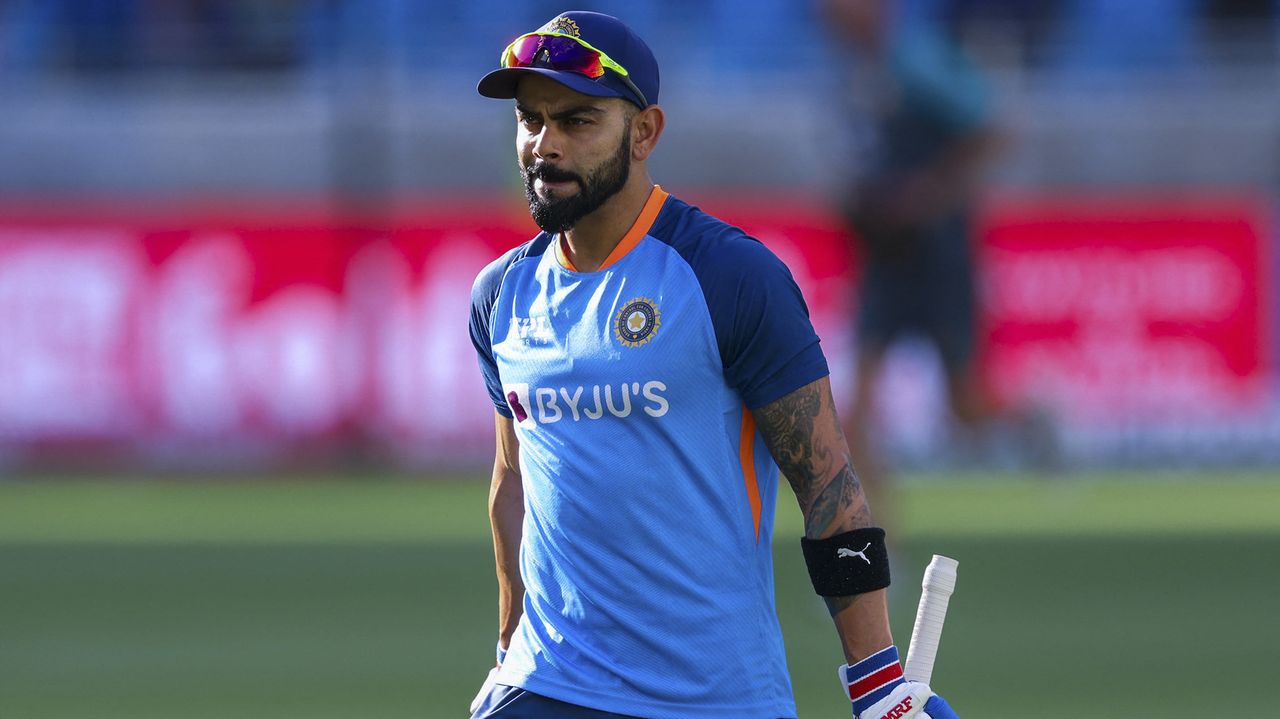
[{"xmin": 555, "ymin": 185, "xmax": 670, "ymax": 272}]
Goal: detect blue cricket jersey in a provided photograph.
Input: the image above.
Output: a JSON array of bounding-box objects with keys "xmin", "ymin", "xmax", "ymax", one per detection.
[{"xmin": 469, "ymin": 186, "xmax": 829, "ymax": 719}]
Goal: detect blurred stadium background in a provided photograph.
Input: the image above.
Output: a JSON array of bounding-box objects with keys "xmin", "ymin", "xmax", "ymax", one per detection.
[{"xmin": 1, "ymin": 1, "xmax": 1278, "ymax": 717}]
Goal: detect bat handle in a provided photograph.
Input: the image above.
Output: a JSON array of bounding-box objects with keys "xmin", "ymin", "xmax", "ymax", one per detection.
[{"xmin": 903, "ymin": 554, "xmax": 958, "ymax": 684}]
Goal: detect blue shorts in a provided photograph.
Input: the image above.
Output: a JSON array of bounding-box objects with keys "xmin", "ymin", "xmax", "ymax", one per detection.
[{"xmin": 471, "ymin": 684, "xmax": 644, "ymax": 719}]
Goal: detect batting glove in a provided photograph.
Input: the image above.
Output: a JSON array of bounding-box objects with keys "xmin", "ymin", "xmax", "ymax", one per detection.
[
  {"xmin": 468, "ymin": 643, "xmax": 506, "ymax": 715},
  {"xmin": 840, "ymin": 646, "xmax": 958, "ymax": 719}
]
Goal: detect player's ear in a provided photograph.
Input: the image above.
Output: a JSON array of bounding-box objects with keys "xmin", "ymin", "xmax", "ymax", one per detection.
[{"xmin": 630, "ymin": 104, "xmax": 664, "ymax": 162}]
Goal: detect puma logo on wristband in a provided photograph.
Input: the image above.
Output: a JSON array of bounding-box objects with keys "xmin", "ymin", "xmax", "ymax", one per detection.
[{"xmin": 837, "ymin": 543, "xmax": 872, "ymax": 564}]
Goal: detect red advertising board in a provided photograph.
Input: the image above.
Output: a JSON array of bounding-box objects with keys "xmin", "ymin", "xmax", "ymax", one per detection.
[
  {"xmin": 0, "ymin": 192, "xmax": 1270, "ymax": 467},
  {"xmin": 979, "ymin": 194, "xmax": 1270, "ymax": 420},
  {"xmin": 0, "ymin": 209, "xmax": 358, "ymax": 462}
]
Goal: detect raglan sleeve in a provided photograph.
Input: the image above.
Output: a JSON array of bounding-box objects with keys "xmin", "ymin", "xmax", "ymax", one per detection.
[
  {"xmin": 470, "ymin": 257, "xmax": 513, "ymax": 418},
  {"xmin": 706, "ymin": 233, "xmax": 830, "ymax": 409}
]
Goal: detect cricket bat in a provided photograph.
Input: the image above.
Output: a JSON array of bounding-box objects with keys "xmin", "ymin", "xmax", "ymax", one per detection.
[{"xmin": 903, "ymin": 554, "xmax": 958, "ymax": 684}]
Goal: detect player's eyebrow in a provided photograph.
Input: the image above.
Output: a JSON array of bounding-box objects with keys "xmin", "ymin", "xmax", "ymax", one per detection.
[
  {"xmin": 549, "ymin": 105, "xmax": 604, "ymax": 121},
  {"xmin": 515, "ymin": 103, "xmax": 605, "ymax": 120}
]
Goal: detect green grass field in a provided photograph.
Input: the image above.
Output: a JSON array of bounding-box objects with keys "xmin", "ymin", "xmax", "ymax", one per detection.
[{"xmin": 2, "ymin": 472, "xmax": 1277, "ymax": 718}]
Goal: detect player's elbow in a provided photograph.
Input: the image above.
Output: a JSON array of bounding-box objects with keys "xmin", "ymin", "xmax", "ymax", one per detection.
[{"xmin": 488, "ymin": 464, "xmax": 524, "ymax": 519}]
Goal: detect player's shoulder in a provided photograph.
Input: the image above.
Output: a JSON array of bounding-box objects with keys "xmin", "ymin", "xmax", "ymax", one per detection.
[
  {"xmin": 651, "ymin": 194, "xmax": 790, "ymax": 281},
  {"xmin": 471, "ymin": 232, "xmax": 555, "ymax": 306}
]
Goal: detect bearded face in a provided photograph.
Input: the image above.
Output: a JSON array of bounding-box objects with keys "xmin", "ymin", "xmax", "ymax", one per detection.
[{"xmin": 520, "ymin": 116, "xmax": 632, "ymax": 234}]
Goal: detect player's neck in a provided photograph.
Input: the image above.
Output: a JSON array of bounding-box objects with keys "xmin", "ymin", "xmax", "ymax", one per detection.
[{"xmin": 560, "ymin": 173, "xmax": 655, "ymax": 273}]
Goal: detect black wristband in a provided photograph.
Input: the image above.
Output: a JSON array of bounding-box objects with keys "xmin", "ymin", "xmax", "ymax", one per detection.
[{"xmin": 800, "ymin": 527, "xmax": 891, "ymax": 597}]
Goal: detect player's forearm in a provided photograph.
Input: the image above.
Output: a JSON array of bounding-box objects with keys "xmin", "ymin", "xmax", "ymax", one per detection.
[
  {"xmin": 489, "ymin": 415, "xmax": 525, "ymax": 650},
  {"xmin": 755, "ymin": 377, "xmax": 894, "ymax": 663},
  {"xmin": 489, "ymin": 463, "xmax": 525, "ymax": 648},
  {"xmin": 828, "ymin": 588, "xmax": 894, "ymax": 664},
  {"xmin": 755, "ymin": 377, "xmax": 873, "ymax": 540},
  {"xmin": 798, "ymin": 454, "xmax": 893, "ymax": 663}
]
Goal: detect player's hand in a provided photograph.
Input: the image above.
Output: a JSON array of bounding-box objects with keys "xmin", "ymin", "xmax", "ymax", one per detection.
[
  {"xmin": 854, "ymin": 681, "xmax": 957, "ymax": 719},
  {"xmin": 839, "ymin": 646, "xmax": 958, "ymax": 719}
]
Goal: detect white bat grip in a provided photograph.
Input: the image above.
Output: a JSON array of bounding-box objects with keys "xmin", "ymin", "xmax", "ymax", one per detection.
[{"xmin": 903, "ymin": 554, "xmax": 958, "ymax": 684}]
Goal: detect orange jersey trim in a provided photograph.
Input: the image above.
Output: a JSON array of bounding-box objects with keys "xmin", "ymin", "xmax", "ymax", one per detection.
[
  {"xmin": 554, "ymin": 185, "xmax": 670, "ymax": 272},
  {"xmin": 739, "ymin": 408, "xmax": 763, "ymax": 543},
  {"xmin": 598, "ymin": 185, "xmax": 669, "ymax": 271}
]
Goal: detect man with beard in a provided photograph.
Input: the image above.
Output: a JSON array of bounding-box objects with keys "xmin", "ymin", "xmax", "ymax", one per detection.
[{"xmin": 467, "ymin": 11, "xmax": 959, "ymax": 719}]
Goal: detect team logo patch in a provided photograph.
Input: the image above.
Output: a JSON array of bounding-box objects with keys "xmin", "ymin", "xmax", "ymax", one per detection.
[
  {"xmin": 615, "ymin": 297, "xmax": 661, "ymax": 348},
  {"xmin": 539, "ymin": 16, "xmax": 581, "ymax": 37}
]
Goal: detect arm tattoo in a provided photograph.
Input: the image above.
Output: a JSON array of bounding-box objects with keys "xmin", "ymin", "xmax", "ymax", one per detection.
[
  {"xmin": 755, "ymin": 379, "xmax": 873, "ymax": 540},
  {"xmin": 822, "ymin": 594, "xmax": 858, "ymax": 616}
]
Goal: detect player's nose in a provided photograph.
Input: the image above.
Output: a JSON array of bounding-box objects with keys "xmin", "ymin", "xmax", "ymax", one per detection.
[{"xmin": 530, "ymin": 125, "xmax": 562, "ymax": 161}]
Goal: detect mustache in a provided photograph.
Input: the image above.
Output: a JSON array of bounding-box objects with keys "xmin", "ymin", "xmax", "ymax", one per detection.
[{"xmin": 524, "ymin": 161, "xmax": 583, "ymax": 185}]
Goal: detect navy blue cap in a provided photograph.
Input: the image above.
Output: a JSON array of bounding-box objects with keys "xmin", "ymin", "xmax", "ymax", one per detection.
[{"xmin": 477, "ymin": 11, "xmax": 658, "ymax": 108}]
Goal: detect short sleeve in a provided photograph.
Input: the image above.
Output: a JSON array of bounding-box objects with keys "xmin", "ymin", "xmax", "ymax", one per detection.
[
  {"xmin": 696, "ymin": 234, "xmax": 829, "ymax": 409},
  {"xmin": 470, "ymin": 254, "xmax": 514, "ymax": 418},
  {"xmin": 647, "ymin": 196, "xmax": 830, "ymax": 409}
]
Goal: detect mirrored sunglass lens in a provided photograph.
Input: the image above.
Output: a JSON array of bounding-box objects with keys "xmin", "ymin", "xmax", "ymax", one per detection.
[
  {"xmin": 539, "ymin": 36, "xmax": 602, "ymax": 74},
  {"xmin": 507, "ymin": 35, "xmax": 543, "ymax": 64},
  {"xmin": 507, "ymin": 35, "xmax": 605, "ymax": 78}
]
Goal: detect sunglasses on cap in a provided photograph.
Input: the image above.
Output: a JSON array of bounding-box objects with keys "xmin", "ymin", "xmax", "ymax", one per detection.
[{"xmin": 500, "ymin": 32, "xmax": 648, "ymax": 107}]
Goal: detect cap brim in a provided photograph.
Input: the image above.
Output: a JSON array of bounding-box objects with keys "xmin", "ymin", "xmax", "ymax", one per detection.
[{"xmin": 477, "ymin": 67, "xmax": 630, "ymax": 101}]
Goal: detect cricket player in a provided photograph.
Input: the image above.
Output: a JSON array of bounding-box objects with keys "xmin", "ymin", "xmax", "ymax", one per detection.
[{"xmin": 467, "ymin": 11, "xmax": 959, "ymax": 719}]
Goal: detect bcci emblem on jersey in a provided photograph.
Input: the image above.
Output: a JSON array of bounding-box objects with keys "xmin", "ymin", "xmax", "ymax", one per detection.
[{"xmin": 615, "ymin": 297, "xmax": 661, "ymax": 348}]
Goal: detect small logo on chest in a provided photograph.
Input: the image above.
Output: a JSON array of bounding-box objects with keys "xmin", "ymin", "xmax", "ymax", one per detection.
[
  {"xmin": 510, "ymin": 315, "xmax": 555, "ymax": 345},
  {"xmin": 615, "ymin": 297, "xmax": 661, "ymax": 348}
]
